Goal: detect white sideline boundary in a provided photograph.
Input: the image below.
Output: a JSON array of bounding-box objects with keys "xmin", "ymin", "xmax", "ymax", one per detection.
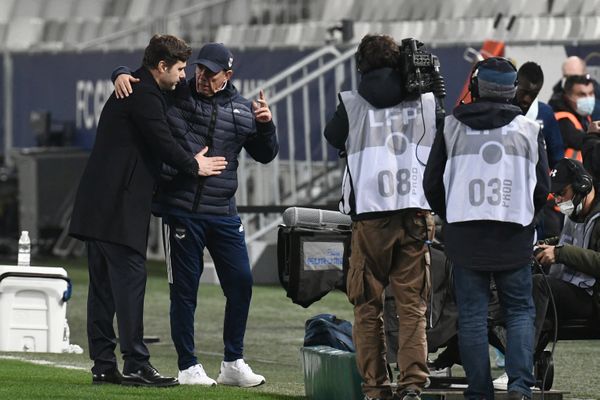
[{"xmin": 0, "ymin": 355, "xmax": 88, "ymax": 371}]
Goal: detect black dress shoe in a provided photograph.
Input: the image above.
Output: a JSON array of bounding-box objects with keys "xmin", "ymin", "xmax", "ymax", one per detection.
[
  {"xmin": 122, "ymin": 364, "xmax": 178, "ymax": 387},
  {"xmin": 92, "ymin": 369, "xmax": 123, "ymax": 385}
]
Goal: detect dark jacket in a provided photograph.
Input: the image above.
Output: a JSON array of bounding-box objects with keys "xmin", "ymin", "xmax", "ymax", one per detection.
[
  {"xmin": 155, "ymin": 79, "xmax": 278, "ymax": 216},
  {"xmin": 69, "ymin": 67, "xmax": 198, "ymax": 255},
  {"xmin": 324, "ymin": 67, "xmax": 406, "ymax": 151},
  {"xmin": 583, "ymin": 134, "xmax": 600, "ymax": 182},
  {"xmin": 113, "ymin": 67, "xmax": 278, "ymax": 216},
  {"xmin": 423, "ymin": 101, "xmax": 550, "ymax": 271},
  {"xmin": 537, "ymin": 101, "xmax": 564, "ymax": 168},
  {"xmin": 548, "ymin": 94, "xmax": 591, "ymax": 151},
  {"xmin": 553, "ymin": 195, "xmax": 600, "ymax": 317},
  {"xmin": 324, "ymin": 67, "xmax": 443, "ymax": 220},
  {"xmin": 550, "ymin": 78, "xmax": 600, "ymax": 121}
]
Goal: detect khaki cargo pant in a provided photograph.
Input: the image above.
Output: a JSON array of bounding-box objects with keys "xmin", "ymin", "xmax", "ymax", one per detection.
[{"xmin": 347, "ymin": 209, "xmax": 433, "ymax": 399}]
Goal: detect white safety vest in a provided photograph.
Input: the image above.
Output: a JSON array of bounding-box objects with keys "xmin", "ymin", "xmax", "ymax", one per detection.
[
  {"xmin": 549, "ymin": 213, "xmax": 600, "ymax": 295},
  {"xmin": 339, "ymin": 91, "xmax": 436, "ymax": 215},
  {"xmin": 443, "ymin": 115, "xmax": 540, "ymax": 226}
]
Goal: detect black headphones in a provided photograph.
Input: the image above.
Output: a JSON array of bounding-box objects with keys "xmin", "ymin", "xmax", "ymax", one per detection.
[
  {"xmin": 564, "ymin": 158, "xmax": 593, "ymax": 195},
  {"xmin": 468, "ymin": 56, "xmax": 518, "ymax": 99}
]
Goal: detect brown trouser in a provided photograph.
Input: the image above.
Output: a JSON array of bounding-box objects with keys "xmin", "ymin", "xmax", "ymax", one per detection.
[{"xmin": 347, "ymin": 209, "xmax": 433, "ymax": 399}]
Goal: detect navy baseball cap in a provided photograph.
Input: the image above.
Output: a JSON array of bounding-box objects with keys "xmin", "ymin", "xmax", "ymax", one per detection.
[{"xmin": 190, "ymin": 43, "xmax": 234, "ymax": 73}]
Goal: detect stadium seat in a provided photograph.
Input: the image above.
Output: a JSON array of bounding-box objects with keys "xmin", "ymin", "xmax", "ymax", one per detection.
[
  {"xmin": 418, "ymin": 19, "xmax": 438, "ymax": 43},
  {"xmin": 106, "ymin": 0, "xmax": 130, "ymax": 17},
  {"xmin": 97, "ymin": 17, "xmax": 123, "ymax": 39},
  {"xmin": 284, "ymin": 23, "xmax": 303, "ymax": 46},
  {"xmin": 550, "ymin": 0, "xmax": 584, "ymax": 16},
  {"xmin": 214, "ymin": 24, "xmax": 235, "ymax": 44},
  {"xmin": 61, "ymin": 19, "xmax": 83, "ymax": 47},
  {"xmin": 581, "ymin": 0, "xmax": 600, "ymax": 16},
  {"xmin": 5, "ymin": 17, "xmax": 44, "ymax": 50},
  {"xmin": 0, "ymin": 23, "xmax": 7, "ymax": 47},
  {"xmin": 11, "ymin": 0, "xmax": 44, "ymax": 18},
  {"xmin": 42, "ymin": 0, "xmax": 76, "ymax": 21},
  {"xmin": 582, "ymin": 16, "xmax": 600, "ymax": 40},
  {"xmin": 399, "ymin": 20, "xmax": 424, "ymax": 42},
  {"xmin": 42, "ymin": 20, "xmax": 67, "ymax": 44},
  {"xmin": 351, "ymin": 22, "xmax": 372, "ymax": 43},
  {"xmin": 222, "ymin": 0, "xmax": 251, "ymax": 25},
  {"xmin": 519, "ymin": 0, "xmax": 548, "ymax": 17},
  {"xmin": 550, "ymin": 17, "xmax": 572, "ymax": 41},
  {"xmin": 78, "ymin": 18, "xmax": 102, "ymax": 44},
  {"xmin": 265, "ymin": 24, "xmax": 289, "ymax": 47},
  {"xmin": 422, "ymin": 0, "xmax": 442, "ymax": 20},
  {"xmin": 462, "ymin": 18, "xmax": 496, "ymax": 42},
  {"xmin": 0, "ymin": 0, "xmax": 16, "ymax": 23},
  {"xmin": 301, "ymin": 21, "xmax": 329, "ymax": 47},
  {"xmin": 500, "ymin": 16, "xmax": 537, "ymax": 42},
  {"xmin": 462, "ymin": 0, "xmax": 504, "ymax": 19},
  {"xmin": 126, "ymin": 0, "xmax": 153, "ymax": 21},
  {"xmin": 536, "ymin": 16, "xmax": 557, "ymax": 42},
  {"xmin": 438, "ymin": 0, "xmax": 472, "ymax": 19},
  {"xmin": 320, "ymin": 0, "xmax": 353, "ymax": 22},
  {"xmin": 435, "ymin": 19, "xmax": 465, "ymax": 44},
  {"xmin": 72, "ymin": 0, "xmax": 108, "ymax": 19},
  {"xmin": 405, "ymin": 0, "xmax": 429, "ymax": 21},
  {"xmin": 566, "ymin": 16, "xmax": 585, "ymax": 40}
]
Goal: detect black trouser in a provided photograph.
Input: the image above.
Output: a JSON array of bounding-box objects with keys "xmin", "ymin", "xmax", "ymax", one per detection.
[
  {"xmin": 532, "ymin": 274, "xmax": 593, "ymax": 354},
  {"xmin": 87, "ymin": 240, "xmax": 150, "ymax": 374}
]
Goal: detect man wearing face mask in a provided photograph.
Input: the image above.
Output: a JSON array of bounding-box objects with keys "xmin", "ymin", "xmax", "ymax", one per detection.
[
  {"xmin": 111, "ymin": 42, "xmax": 278, "ymax": 388},
  {"xmin": 549, "ymin": 56, "xmax": 600, "ymax": 121},
  {"xmin": 532, "ymin": 158, "xmax": 600, "ymax": 359},
  {"xmin": 549, "ymin": 75, "xmax": 596, "ymax": 162}
]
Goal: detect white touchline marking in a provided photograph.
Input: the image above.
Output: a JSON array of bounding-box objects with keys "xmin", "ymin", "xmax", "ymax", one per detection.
[{"xmin": 0, "ymin": 355, "xmax": 88, "ymax": 371}]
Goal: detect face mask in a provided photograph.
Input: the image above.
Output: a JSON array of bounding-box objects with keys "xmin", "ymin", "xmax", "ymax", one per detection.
[
  {"xmin": 217, "ymin": 79, "xmax": 227, "ymax": 92},
  {"xmin": 557, "ymin": 199, "xmax": 584, "ymax": 216},
  {"xmin": 557, "ymin": 200, "xmax": 575, "ymax": 216},
  {"xmin": 575, "ymin": 96, "xmax": 595, "ymax": 116}
]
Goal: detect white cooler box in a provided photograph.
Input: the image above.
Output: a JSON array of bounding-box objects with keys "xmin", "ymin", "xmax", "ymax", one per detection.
[{"xmin": 0, "ymin": 265, "xmax": 71, "ymax": 353}]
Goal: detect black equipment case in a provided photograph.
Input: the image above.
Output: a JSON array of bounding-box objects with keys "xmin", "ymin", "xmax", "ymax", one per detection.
[{"xmin": 277, "ymin": 207, "xmax": 351, "ymax": 308}]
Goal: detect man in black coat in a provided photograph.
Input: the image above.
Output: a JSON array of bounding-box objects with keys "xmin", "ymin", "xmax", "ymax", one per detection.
[{"xmin": 69, "ymin": 34, "xmax": 227, "ymax": 387}]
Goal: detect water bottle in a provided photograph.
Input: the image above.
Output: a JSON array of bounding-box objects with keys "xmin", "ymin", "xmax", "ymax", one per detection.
[
  {"xmin": 62, "ymin": 319, "xmax": 70, "ymax": 348},
  {"xmin": 18, "ymin": 230, "xmax": 31, "ymax": 266}
]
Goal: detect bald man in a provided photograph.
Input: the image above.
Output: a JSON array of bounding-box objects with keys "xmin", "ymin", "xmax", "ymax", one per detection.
[{"xmin": 550, "ymin": 55, "xmax": 600, "ymax": 120}]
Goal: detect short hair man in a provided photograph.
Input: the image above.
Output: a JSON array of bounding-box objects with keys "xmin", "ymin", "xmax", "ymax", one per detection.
[
  {"xmin": 69, "ymin": 34, "xmax": 223, "ymax": 387},
  {"xmin": 533, "ymin": 159, "xmax": 600, "ymax": 356},
  {"xmin": 550, "ymin": 56, "xmax": 600, "ymax": 120},
  {"xmin": 112, "ymin": 42, "xmax": 277, "ymax": 387},
  {"xmin": 516, "ymin": 62, "xmax": 564, "ymax": 168},
  {"xmin": 325, "ymin": 34, "xmax": 439, "ymax": 400},
  {"xmin": 424, "ymin": 57, "xmax": 550, "ymax": 400}
]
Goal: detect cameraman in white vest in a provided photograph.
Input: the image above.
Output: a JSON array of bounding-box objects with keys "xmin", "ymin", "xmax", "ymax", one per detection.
[
  {"xmin": 423, "ymin": 57, "xmax": 550, "ymax": 400},
  {"xmin": 533, "ymin": 159, "xmax": 600, "ymax": 358},
  {"xmin": 324, "ymin": 34, "xmax": 440, "ymax": 400}
]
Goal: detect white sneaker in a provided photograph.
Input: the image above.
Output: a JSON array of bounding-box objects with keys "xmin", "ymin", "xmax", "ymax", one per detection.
[
  {"xmin": 493, "ymin": 372, "xmax": 509, "ymax": 390},
  {"xmin": 216, "ymin": 359, "xmax": 265, "ymax": 387},
  {"xmin": 178, "ymin": 364, "xmax": 217, "ymax": 386},
  {"xmin": 429, "ymin": 366, "xmax": 451, "ymax": 377},
  {"xmin": 493, "ymin": 372, "xmax": 534, "ymax": 391}
]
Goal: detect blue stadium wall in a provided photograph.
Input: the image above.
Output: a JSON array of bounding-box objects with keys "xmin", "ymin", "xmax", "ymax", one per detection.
[{"xmin": 3, "ymin": 44, "xmax": 600, "ymax": 158}]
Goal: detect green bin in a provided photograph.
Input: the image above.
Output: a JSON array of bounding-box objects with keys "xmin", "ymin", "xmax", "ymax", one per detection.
[{"xmin": 300, "ymin": 345, "xmax": 363, "ymax": 400}]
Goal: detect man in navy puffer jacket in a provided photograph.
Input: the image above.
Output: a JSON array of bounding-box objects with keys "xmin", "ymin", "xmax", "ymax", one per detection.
[{"xmin": 113, "ymin": 42, "xmax": 278, "ymax": 387}]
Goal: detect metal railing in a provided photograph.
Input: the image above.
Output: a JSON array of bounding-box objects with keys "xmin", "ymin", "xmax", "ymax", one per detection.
[{"xmin": 235, "ymin": 44, "xmax": 359, "ymax": 248}]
